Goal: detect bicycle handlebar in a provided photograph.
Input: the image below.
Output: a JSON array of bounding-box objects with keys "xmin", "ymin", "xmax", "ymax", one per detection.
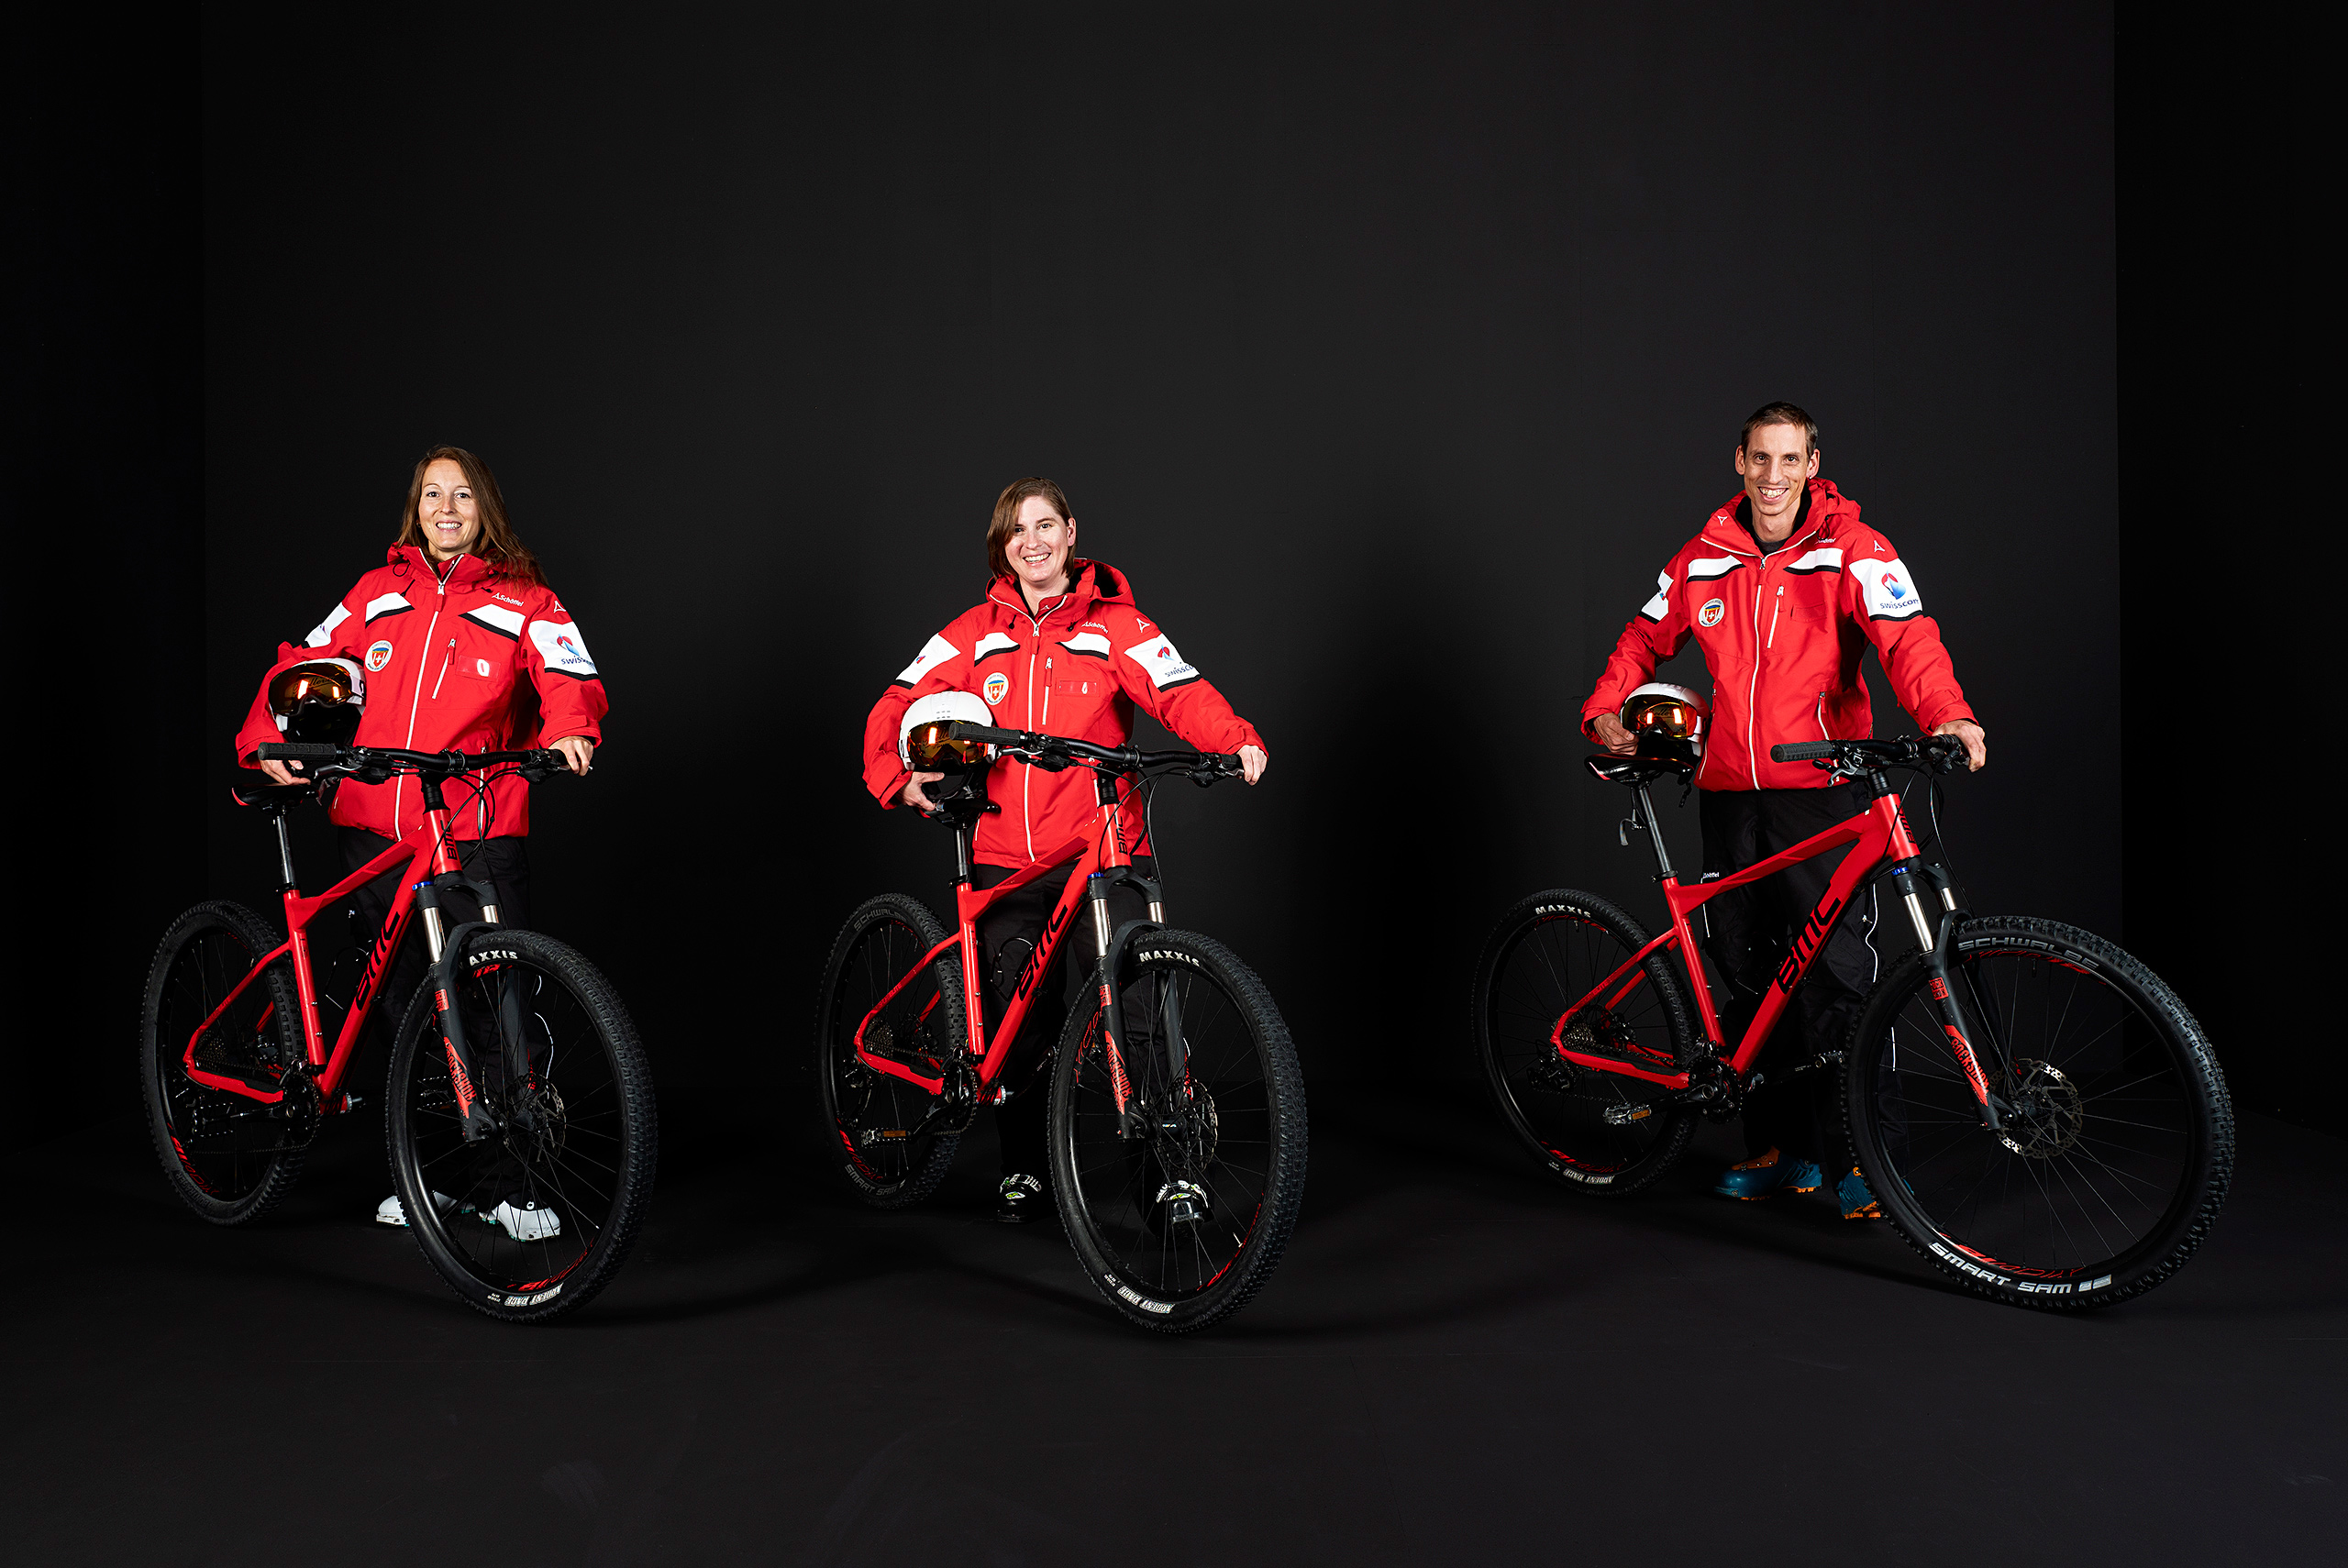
[
  {"xmin": 257, "ymin": 741, "xmax": 568, "ymax": 782},
  {"xmin": 945, "ymin": 722, "xmax": 1243, "ymax": 779},
  {"xmin": 1767, "ymin": 735, "xmax": 1966, "ymax": 774}
]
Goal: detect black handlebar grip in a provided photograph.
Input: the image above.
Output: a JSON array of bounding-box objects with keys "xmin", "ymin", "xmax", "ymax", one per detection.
[
  {"xmin": 1768, "ymin": 742, "xmax": 1842, "ymax": 763},
  {"xmin": 257, "ymin": 742, "xmax": 341, "ymax": 761},
  {"xmin": 947, "ymin": 722, "xmax": 1028, "ymax": 746}
]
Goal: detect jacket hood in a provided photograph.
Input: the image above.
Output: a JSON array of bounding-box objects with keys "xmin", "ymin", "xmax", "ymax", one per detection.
[
  {"xmin": 1700, "ymin": 478, "xmax": 1860, "ymax": 553},
  {"xmin": 986, "ymin": 558, "xmax": 1133, "ymax": 618}
]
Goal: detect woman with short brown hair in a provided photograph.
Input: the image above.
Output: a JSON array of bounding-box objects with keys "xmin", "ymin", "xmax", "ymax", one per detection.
[{"xmin": 861, "ymin": 476, "xmax": 1268, "ymax": 1220}]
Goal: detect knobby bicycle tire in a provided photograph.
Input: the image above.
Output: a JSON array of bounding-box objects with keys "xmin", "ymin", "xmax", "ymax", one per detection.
[
  {"xmin": 812, "ymin": 893, "xmax": 966, "ymax": 1209},
  {"xmin": 1049, "ymin": 929, "xmax": 1305, "ymax": 1333},
  {"xmin": 386, "ymin": 926, "xmax": 658, "ymax": 1323},
  {"xmin": 1471, "ymin": 889, "xmax": 1698, "ymax": 1196},
  {"xmin": 1845, "ymin": 914, "xmax": 2232, "ymax": 1311},
  {"xmin": 139, "ymin": 900, "xmax": 311, "ymax": 1225}
]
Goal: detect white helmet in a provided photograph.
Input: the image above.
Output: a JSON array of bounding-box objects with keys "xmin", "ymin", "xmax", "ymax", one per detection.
[
  {"xmin": 898, "ymin": 690, "xmax": 998, "ymax": 769},
  {"xmin": 1619, "ymin": 681, "xmax": 1708, "ymax": 762},
  {"xmin": 268, "ymin": 657, "xmax": 367, "ymax": 745}
]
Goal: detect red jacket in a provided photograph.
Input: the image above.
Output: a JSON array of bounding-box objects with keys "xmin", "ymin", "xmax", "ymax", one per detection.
[
  {"xmin": 863, "ymin": 560, "xmax": 1265, "ymax": 867},
  {"xmin": 235, "ymin": 546, "xmax": 609, "ymax": 840},
  {"xmin": 1582, "ymin": 480, "xmax": 1975, "ymax": 791}
]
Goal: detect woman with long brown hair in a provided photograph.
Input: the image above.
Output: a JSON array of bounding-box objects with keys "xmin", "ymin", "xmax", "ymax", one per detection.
[{"xmin": 235, "ymin": 446, "xmax": 609, "ymax": 1236}]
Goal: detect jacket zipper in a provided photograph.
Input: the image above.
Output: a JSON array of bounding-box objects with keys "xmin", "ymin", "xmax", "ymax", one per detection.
[
  {"xmin": 995, "ymin": 581, "xmax": 1074, "ymax": 865},
  {"xmin": 1816, "ymin": 690, "xmax": 1830, "ymax": 740},
  {"xmin": 429, "ymin": 636, "xmax": 457, "ymax": 700},
  {"xmin": 394, "ymin": 600, "xmax": 446, "ymax": 833},
  {"xmin": 1745, "ymin": 562, "xmax": 1766, "ymax": 784}
]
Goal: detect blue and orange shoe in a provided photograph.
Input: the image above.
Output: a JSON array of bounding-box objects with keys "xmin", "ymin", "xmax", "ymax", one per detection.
[
  {"xmin": 1713, "ymin": 1147, "xmax": 1825, "ymax": 1201},
  {"xmin": 1835, "ymin": 1165, "xmax": 1883, "ymax": 1220}
]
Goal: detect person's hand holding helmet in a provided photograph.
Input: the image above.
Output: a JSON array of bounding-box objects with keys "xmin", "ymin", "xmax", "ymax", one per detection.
[
  {"xmin": 1591, "ymin": 712, "xmax": 1638, "ymax": 756},
  {"xmin": 1594, "ymin": 683, "xmax": 1709, "ymax": 763}
]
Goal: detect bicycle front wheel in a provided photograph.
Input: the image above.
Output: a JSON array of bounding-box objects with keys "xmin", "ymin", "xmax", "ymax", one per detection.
[
  {"xmin": 139, "ymin": 900, "xmax": 310, "ymax": 1224},
  {"xmin": 1471, "ymin": 889, "xmax": 1697, "ymax": 1196},
  {"xmin": 1049, "ymin": 929, "xmax": 1305, "ymax": 1333},
  {"xmin": 1846, "ymin": 916, "xmax": 2232, "ymax": 1310},
  {"xmin": 386, "ymin": 927, "xmax": 657, "ymax": 1323}
]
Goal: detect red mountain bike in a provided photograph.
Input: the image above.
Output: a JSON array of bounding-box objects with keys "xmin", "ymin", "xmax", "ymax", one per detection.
[
  {"xmin": 138, "ymin": 740, "xmax": 656, "ymax": 1323},
  {"xmin": 1471, "ymin": 734, "xmax": 2232, "ymax": 1310},
  {"xmin": 814, "ymin": 722, "xmax": 1304, "ymax": 1333}
]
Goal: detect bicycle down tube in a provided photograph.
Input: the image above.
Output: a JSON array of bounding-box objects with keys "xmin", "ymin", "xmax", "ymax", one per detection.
[
  {"xmin": 180, "ymin": 812, "xmax": 464, "ymax": 1109},
  {"xmin": 851, "ymin": 766, "xmax": 1152, "ymax": 1117},
  {"xmin": 1549, "ymin": 778, "xmax": 1988, "ymax": 1107}
]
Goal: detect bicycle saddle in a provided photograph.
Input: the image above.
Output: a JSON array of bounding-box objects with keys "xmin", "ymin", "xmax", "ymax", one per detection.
[
  {"xmin": 228, "ymin": 778, "xmax": 317, "ymax": 811},
  {"xmin": 1584, "ymin": 754, "xmax": 1689, "ymax": 786}
]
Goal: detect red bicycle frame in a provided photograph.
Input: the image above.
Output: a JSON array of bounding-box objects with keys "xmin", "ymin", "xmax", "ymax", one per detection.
[
  {"xmin": 183, "ymin": 796, "xmax": 478, "ymax": 1112},
  {"xmin": 852, "ymin": 772, "xmax": 1159, "ymax": 1114},
  {"xmin": 1552, "ymin": 779, "xmax": 1991, "ymax": 1106}
]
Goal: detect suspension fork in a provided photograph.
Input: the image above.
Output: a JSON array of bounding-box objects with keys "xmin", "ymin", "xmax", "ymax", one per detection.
[
  {"xmin": 1877, "ymin": 780, "xmax": 2006, "ymax": 1130},
  {"xmin": 411, "ymin": 789, "xmax": 510, "ymax": 1143}
]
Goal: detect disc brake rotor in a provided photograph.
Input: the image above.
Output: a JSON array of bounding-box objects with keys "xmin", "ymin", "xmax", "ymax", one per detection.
[{"xmin": 1995, "ymin": 1058, "xmax": 2084, "ymax": 1158}]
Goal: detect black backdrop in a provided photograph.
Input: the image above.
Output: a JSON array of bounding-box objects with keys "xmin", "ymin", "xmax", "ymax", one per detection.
[{"xmin": 10, "ymin": 4, "xmax": 2316, "ymax": 1153}]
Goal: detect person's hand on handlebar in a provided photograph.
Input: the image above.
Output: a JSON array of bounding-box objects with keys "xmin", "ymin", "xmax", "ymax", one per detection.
[
  {"xmin": 1931, "ymin": 719, "xmax": 1987, "ymax": 772},
  {"xmin": 256, "ymin": 756, "xmax": 305, "ymax": 787},
  {"xmin": 1237, "ymin": 745, "xmax": 1268, "ymax": 784},
  {"xmin": 550, "ymin": 734, "xmax": 596, "ymax": 777},
  {"xmin": 1590, "ymin": 713, "xmax": 1637, "ymax": 756},
  {"xmin": 901, "ymin": 770, "xmax": 947, "ymax": 813}
]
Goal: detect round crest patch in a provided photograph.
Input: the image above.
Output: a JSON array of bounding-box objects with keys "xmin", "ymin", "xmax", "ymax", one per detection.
[
  {"xmin": 981, "ymin": 671, "xmax": 1010, "ymax": 706},
  {"xmin": 1697, "ymin": 598, "xmax": 1726, "ymax": 628},
  {"xmin": 365, "ymin": 639, "xmax": 395, "ymax": 671}
]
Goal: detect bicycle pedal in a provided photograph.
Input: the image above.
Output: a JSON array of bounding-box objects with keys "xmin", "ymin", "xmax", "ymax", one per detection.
[
  {"xmin": 1601, "ymin": 1101, "xmax": 1655, "ymax": 1126},
  {"xmin": 1156, "ymin": 1180, "xmax": 1208, "ymax": 1224}
]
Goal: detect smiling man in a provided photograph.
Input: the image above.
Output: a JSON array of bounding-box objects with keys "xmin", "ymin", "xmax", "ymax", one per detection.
[{"xmin": 1581, "ymin": 402, "xmax": 1986, "ymax": 1217}]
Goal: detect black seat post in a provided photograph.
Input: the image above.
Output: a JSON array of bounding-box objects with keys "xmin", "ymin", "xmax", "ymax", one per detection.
[
  {"xmin": 1633, "ymin": 782, "xmax": 1675, "ymax": 878},
  {"xmin": 270, "ymin": 809, "xmax": 299, "ymax": 893}
]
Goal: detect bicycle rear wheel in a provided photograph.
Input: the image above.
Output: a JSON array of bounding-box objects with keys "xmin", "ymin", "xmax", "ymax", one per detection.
[
  {"xmin": 1471, "ymin": 889, "xmax": 1697, "ymax": 1196},
  {"xmin": 386, "ymin": 927, "xmax": 657, "ymax": 1323},
  {"xmin": 1846, "ymin": 915, "xmax": 2232, "ymax": 1310},
  {"xmin": 139, "ymin": 900, "xmax": 311, "ymax": 1224},
  {"xmin": 1049, "ymin": 929, "xmax": 1305, "ymax": 1333},
  {"xmin": 812, "ymin": 894, "xmax": 966, "ymax": 1208}
]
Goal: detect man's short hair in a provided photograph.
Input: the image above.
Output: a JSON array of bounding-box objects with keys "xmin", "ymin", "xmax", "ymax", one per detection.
[{"xmin": 1739, "ymin": 401, "xmax": 1818, "ymax": 454}]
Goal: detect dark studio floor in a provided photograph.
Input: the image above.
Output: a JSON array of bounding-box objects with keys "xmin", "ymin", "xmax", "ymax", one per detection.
[{"xmin": 5, "ymin": 1084, "xmax": 2341, "ymax": 1566}]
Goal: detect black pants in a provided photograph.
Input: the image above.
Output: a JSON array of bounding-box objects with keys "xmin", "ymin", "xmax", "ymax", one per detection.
[
  {"xmin": 338, "ymin": 829, "xmax": 532, "ymax": 1042},
  {"xmin": 1698, "ymin": 785, "xmax": 1882, "ymax": 1167},
  {"xmin": 971, "ymin": 856, "xmax": 1154, "ymax": 1180}
]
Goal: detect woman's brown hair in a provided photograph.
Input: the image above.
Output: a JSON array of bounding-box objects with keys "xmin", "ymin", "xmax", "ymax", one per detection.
[
  {"xmin": 393, "ymin": 446, "xmax": 544, "ymax": 585},
  {"xmin": 984, "ymin": 476, "xmax": 1075, "ymax": 582}
]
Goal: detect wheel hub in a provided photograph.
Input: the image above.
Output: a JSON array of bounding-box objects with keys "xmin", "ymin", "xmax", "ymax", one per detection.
[
  {"xmin": 1995, "ymin": 1058, "xmax": 2083, "ymax": 1158},
  {"xmin": 510, "ymin": 1079, "xmax": 568, "ymax": 1164}
]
